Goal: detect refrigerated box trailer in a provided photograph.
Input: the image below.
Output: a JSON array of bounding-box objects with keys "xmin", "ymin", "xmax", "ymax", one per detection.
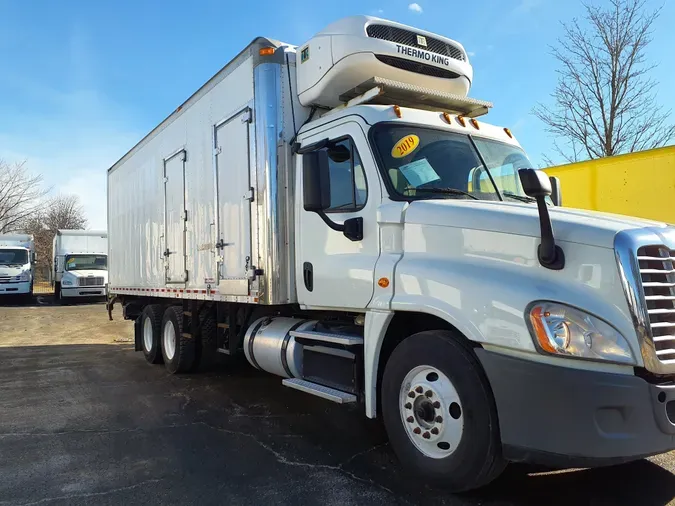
[
  {"xmin": 0, "ymin": 234, "xmax": 34, "ymax": 300},
  {"xmin": 108, "ymin": 15, "xmax": 675, "ymax": 491},
  {"xmin": 53, "ymin": 230, "xmax": 108, "ymax": 301}
]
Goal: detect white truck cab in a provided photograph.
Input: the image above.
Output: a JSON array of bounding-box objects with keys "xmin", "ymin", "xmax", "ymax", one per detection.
[
  {"xmin": 108, "ymin": 15, "xmax": 675, "ymax": 491},
  {"xmin": 53, "ymin": 230, "xmax": 108, "ymax": 302},
  {"xmin": 0, "ymin": 234, "xmax": 34, "ymax": 301}
]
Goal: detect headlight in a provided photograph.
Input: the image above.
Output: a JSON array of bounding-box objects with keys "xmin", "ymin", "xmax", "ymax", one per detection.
[
  {"xmin": 527, "ymin": 302, "xmax": 636, "ymax": 365},
  {"xmin": 62, "ymin": 279, "xmax": 73, "ymax": 286},
  {"xmin": 18, "ymin": 273, "xmax": 30, "ymax": 282}
]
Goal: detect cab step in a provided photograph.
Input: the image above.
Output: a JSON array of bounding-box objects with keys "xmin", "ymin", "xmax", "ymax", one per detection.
[
  {"xmin": 290, "ymin": 330, "xmax": 363, "ymax": 346},
  {"xmin": 282, "ymin": 378, "xmax": 357, "ymax": 404}
]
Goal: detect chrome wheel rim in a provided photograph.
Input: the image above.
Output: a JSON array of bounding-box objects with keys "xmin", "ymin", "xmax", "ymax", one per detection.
[
  {"xmin": 163, "ymin": 319, "xmax": 176, "ymax": 361},
  {"xmin": 143, "ymin": 316, "xmax": 153, "ymax": 352},
  {"xmin": 399, "ymin": 365, "xmax": 464, "ymax": 459}
]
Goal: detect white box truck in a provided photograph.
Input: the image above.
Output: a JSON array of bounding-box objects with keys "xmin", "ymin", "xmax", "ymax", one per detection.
[
  {"xmin": 107, "ymin": 15, "xmax": 675, "ymax": 490},
  {"xmin": 0, "ymin": 234, "xmax": 35, "ymax": 300},
  {"xmin": 53, "ymin": 230, "xmax": 108, "ymax": 302}
]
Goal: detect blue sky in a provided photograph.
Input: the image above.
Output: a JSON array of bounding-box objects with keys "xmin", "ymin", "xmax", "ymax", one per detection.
[{"xmin": 1, "ymin": 0, "xmax": 674, "ymax": 228}]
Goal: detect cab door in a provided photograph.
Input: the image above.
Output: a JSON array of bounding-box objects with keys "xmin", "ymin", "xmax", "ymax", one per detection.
[{"xmin": 296, "ymin": 120, "xmax": 381, "ymax": 309}]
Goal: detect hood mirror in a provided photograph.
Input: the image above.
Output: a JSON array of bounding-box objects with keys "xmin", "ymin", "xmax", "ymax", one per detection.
[{"xmin": 519, "ymin": 169, "xmax": 565, "ymax": 270}]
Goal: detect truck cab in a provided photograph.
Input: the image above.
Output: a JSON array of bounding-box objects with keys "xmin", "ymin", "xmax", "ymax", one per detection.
[
  {"xmin": 53, "ymin": 230, "xmax": 108, "ymax": 302},
  {"xmin": 0, "ymin": 234, "xmax": 35, "ymax": 301}
]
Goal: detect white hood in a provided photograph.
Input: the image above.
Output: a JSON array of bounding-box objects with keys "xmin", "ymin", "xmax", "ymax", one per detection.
[
  {"xmin": 404, "ymin": 200, "xmax": 667, "ymax": 248},
  {"xmin": 65, "ymin": 269, "xmax": 108, "ymax": 281},
  {"xmin": 0, "ymin": 264, "xmax": 30, "ymax": 278}
]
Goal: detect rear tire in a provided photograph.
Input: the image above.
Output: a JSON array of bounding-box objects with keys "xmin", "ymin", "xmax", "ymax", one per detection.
[
  {"xmin": 161, "ymin": 306, "xmax": 196, "ymax": 374},
  {"xmin": 381, "ymin": 330, "xmax": 505, "ymax": 492},
  {"xmin": 141, "ymin": 304, "xmax": 164, "ymax": 364}
]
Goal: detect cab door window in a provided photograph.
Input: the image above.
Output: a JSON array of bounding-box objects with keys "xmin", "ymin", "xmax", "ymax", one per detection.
[{"xmin": 323, "ymin": 139, "xmax": 367, "ymax": 213}]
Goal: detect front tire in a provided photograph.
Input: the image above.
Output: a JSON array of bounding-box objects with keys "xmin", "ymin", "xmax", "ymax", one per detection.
[
  {"xmin": 161, "ymin": 306, "xmax": 196, "ymax": 374},
  {"xmin": 381, "ymin": 330, "xmax": 505, "ymax": 492}
]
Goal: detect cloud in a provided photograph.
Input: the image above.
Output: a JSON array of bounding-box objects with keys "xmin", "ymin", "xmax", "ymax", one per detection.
[
  {"xmin": 513, "ymin": 0, "xmax": 541, "ymax": 14},
  {"xmin": 468, "ymin": 51, "xmax": 476, "ymax": 57},
  {"xmin": 408, "ymin": 3, "xmax": 423, "ymax": 13}
]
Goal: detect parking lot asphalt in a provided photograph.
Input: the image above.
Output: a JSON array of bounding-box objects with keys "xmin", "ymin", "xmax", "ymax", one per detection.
[{"xmin": 1, "ymin": 303, "xmax": 675, "ymax": 505}]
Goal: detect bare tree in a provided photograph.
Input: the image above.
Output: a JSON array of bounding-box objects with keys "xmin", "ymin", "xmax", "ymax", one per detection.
[
  {"xmin": 534, "ymin": 0, "xmax": 675, "ymax": 164},
  {"xmin": 43, "ymin": 194, "xmax": 88, "ymax": 231},
  {"xmin": 0, "ymin": 160, "xmax": 50, "ymax": 233},
  {"xmin": 23, "ymin": 194, "xmax": 88, "ymax": 282}
]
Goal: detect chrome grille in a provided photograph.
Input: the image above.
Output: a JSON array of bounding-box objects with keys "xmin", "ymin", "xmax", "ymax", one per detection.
[
  {"xmin": 366, "ymin": 24, "xmax": 466, "ymax": 61},
  {"xmin": 638, "ymin": 245, "xmax": 675, "ymax": 362},
  {"xmin": 0, "ymin": 276, "xmax": 17, "ymax": 284},
  {"xmin": 78, "ymin": 277, "xmax": 104, "ymax": 287}
]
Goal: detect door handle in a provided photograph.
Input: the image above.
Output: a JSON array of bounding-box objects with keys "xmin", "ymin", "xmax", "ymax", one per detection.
[{"xmin": 303, "ymin": 262, "xmax": 313, "ymax": 292}]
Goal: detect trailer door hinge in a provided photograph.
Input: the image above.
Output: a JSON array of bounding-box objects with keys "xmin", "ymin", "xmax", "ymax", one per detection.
[
  {"xmin": 163, "ymin": 176, "xmax": 169, "ymax": 183},
  {"xmin": 241, "ymin": 110, "xmax": 252, "ymax": 124},
  {"xmin": 182, "ymin": 210, "xmax": 188, "ymax": 221},
  {"xmin": 243, "ymin": 187, "xmax": 254, "ymax": 202},
  {"xmin": 214, "ymin": 146, "xmax": 222, "ymax": 156}
]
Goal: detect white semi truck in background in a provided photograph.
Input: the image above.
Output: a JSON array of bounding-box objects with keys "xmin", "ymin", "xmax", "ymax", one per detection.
[
  {"xmin": 107, "ymin": 16, "xmax": 675, "ymax": 491},
  {"xmin": 53, "ymin": 230, "xmax": 108, "ymax": 302},
  {"xmin": 0, "ymin": 234, "xmax": 35, "ymax": 301}
]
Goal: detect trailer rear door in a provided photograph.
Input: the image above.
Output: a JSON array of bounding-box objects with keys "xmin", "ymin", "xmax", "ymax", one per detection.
[
  {"xmin": 164, "ymin": 150, "xmax": 188, "ymax": 283},
  {"xmin": 214, "ymin": 107, "xmax": 253, "ymax": 295}
]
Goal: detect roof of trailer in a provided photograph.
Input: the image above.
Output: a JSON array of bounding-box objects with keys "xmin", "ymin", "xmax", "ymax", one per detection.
[{"xmin": 108, "ymin": 36, "xmax": 287, "ymax": 174}]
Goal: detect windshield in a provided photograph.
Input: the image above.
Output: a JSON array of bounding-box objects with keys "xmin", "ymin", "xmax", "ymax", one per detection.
[
  {"xmin": 65, "ymin": 255, "xmax": 108, "ymax": 271},
  {"xmin": 371, "ymin": 125, "xmax": 534, "ymax": 201},
  {"xmin": 0, "ymin": 249, "xmax": 28, "ymax": 265}
]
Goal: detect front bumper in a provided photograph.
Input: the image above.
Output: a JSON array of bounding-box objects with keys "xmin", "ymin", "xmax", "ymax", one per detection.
[
  {"xmin": 61, "ymin": 286, "xmax": 106, "ymax": 298},
  {"xmin": 476, "ymin": 349, "xmax": 675, "ymax": 468},
  {"xmin": 0, "ymin": 281, "xmax": 31, "ymax": 295}
]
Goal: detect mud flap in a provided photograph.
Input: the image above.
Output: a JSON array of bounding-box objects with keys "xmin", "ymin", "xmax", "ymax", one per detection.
[{"xmin": 134, "ymin": 315, "xmax": 143, "ymax": 352}]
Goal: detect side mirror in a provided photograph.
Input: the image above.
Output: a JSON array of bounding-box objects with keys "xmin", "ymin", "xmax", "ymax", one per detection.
[
  {"xmin": 549, "ymin": 176, "xmax": 562, "ymax": 207},
  {"xmin": 301, "ymin": 148, "xmax": 363, "ymax": 242},
  {"xmin": 519, "ymin": 168, "xmax": 552, "ymax": 198},
  {"xmin": 303, "ymin": 150, "xmax": 331, "ymax": 212},
  {"xmin": 518, "ymin": 169, "xmax": 565, "ymax": 271}
]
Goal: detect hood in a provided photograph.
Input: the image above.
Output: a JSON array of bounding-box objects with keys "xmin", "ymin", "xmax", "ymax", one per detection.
[
  {"xmin": 66, "ymin": 269, "xmax": 108, "ymax": 279},
  {"xmin": 0, "ymin": 264, "xmax": 30, "ymax": 277},
  {"xmin": 404, "ymin": 199, "xmax": 667, "ymax": 248}
]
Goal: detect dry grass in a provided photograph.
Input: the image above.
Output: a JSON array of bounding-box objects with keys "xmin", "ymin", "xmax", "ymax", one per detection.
[{"xmin": 33, "ymin": 281, "xmax": 53, "ymax": 294}]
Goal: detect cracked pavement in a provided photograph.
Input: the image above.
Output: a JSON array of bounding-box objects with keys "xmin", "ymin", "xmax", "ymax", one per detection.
[{"xmin": 1, "ymin": 304, "xmax": 675, "ymax": 505}]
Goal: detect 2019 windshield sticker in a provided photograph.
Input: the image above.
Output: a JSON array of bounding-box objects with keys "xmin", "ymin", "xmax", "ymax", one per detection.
[{"xmin": 391, "ymin": 134, "xmax": 420, "ymax": 159}]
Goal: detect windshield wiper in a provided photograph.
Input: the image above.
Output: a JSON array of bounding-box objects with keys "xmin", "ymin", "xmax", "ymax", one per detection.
[
  {"xmin": 503, "ymin": 191, "xmax": 536, "ymax": 203},
  {"xmin": 413, "ymin": 187, "xmax": 479, "ymax": 200}
]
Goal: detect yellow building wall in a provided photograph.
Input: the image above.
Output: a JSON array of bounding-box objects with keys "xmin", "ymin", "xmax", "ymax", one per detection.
[{"xmin": 545, "ymin": 145, "xmax": 675, "ymax": 223}]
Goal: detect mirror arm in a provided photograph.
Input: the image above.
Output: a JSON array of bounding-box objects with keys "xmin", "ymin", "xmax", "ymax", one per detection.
[
  {"xmin": 317, "ymin": 211, "xmax": 345, "ymax": 232},
  {"xmin": 535, "ymin": 197, "xmax": 565, "ymax": 270}
]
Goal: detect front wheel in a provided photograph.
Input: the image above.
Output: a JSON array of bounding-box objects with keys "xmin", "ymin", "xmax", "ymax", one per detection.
[{"xmin": 381, "ymin": 330, "xmax": 505, "ymax": 492}]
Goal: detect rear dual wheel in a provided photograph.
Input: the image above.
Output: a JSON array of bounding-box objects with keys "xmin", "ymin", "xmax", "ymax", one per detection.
[
  {"xmin": 382, "ymin": 330, "xmax": 505, "ymax": 492},
  {"xmin": 160, "ymin": 306, "xmax": 196, "ymax": 374}
]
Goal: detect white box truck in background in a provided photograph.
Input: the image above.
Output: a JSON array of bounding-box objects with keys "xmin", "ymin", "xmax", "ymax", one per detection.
[
  {"xmin": 107, "ymin": 15, "xmax": 675, "ymax": 490},
  {"xmin": 0, "ymin": 234, "xmax": 35, "ymax": 301},
  {"xmin": 53, "ymin": 230, "xmax": 108, "ymax": 302}
]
